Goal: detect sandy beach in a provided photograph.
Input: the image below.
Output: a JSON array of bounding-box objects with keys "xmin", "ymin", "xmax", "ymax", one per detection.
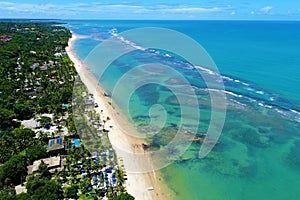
[{"xmin": 66, "ymin": 33, "xmax": 173, "ymax": 200}]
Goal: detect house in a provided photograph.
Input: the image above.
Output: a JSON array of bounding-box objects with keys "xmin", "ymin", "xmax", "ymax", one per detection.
[
  {"xmin": 48, "ymin": 136, "xmax": 66, "ymax": 156},
  {"xmin": 54, "ymin": 52, "xmax": 62, "ymax": 57},
  {"xmin": 30, "ymin": 63, "xmax": 39, "ymax": 70},
  {"xmin": 40, "ymin": 65, "xmax": 48, "ymax": 71},
  {"xmin": 0, "ymin": 35, "xmax": 12, "ymax": 41},
  {"xmin": 49, "ymin": 60, "xmax": 54, "ymax": 66},
  {"xmin": 27, "ymin": 156, "xmax": 64, "ymax": 174},
  {"xmin": 21, "ymin": 119, "xmax": 40, "ymax": 129},
  {"xmin": 15, "ymin": 185, "xmax": 27, "ymax": 195}
]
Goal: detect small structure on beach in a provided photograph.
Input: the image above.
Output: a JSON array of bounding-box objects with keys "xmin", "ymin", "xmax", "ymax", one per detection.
[
  {"xmin": 104, "ymin": 92, "xmax": 110, "ymax": 97},
  {"xmin": 147, "ymin": 187, "xmax": 154, "ymax": 191}
]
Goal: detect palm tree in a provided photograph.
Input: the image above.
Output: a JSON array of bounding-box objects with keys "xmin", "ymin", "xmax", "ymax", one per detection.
[
  {"xmin": 65, "ymin": 157, "xmax": 72, "ymax": 172},
  {"xmin": 107, "ymin": 186, "xmax": 116, "ymax": 199}
]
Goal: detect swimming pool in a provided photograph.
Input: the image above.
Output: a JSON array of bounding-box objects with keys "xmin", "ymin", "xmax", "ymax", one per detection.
[{"xmin": 72, "ymin": 138, "xmax": 81, "ymax": 147}]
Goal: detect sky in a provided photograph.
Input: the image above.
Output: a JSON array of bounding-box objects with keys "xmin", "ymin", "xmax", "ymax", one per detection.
[{"xmin": 0, "ymin": 0, "xmax": 300, "ymax": 20}]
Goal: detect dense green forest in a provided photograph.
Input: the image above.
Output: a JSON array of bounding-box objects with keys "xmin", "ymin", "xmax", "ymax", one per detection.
[
  {"xmin": 0, "ymin": 21, "xmax": 75, "ymax": 198},
  {"xmin": 0, "ymin": 22, "xmax": 134, "ymax": 200},
  {"xmin": 0, "ymin": 22, "xmax": 75, "ymax": 125}
]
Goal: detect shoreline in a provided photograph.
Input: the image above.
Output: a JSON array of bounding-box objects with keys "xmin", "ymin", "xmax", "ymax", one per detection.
[{"xmin": 66, "ymin": 32, "xmax": 173, "ymax": 200}]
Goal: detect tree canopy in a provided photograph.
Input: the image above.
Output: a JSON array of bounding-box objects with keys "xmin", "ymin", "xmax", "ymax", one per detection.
[
  {"xmin": 115, "ymin": 192, "xmax": 135, "ymax": 200},
  {"xmin": 26, "ymin": 177, "xmax": 63, "ymax": 200}
]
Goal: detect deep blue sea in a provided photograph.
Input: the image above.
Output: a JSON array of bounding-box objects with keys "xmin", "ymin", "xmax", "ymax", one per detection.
[{"xmin": 65, "ymin": 20, "xmax": 300, "ymax": 199}]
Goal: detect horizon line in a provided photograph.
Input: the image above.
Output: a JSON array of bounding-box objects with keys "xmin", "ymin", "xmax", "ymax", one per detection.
[{"xmin": 1, "ymin": 18, "xmax": 300, "ymax": 22}]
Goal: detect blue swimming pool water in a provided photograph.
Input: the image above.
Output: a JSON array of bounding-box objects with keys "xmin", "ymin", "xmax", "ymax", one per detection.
[{"xmin": 72, "ymin": 138, "xmax": 82, "ymax": 147}]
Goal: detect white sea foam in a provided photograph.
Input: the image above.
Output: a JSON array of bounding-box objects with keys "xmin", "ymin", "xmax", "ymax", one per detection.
[
  {"xmin": 184, "ymin": 64, "xmax": 194, "ymax": 70},
  {"xmin": 110, "ymin": 29, "xmax": 146, "ymax": 51},
  {"xmin": 222, "ymin": 76, "xmax": 233, "ymax": 81},
  {"xmin": 274, "ymin": 108, "xmax": 300, "ymax": 123},
  {"xmin": 290, "ymin": 109, "xmax": 297, "ymax": 113},
  {"xmin": 222, "ymin": 76, "xmax": 249, "ymax": 86},
  {"xmin": 110, "ymin": 28, "xmax": 118, "ymax": 35},
  {"xmin": 258, "ymin": 102, "xmax": 273, "ymax": 109},
  {"xmin": 241, "ymin": 82, "xmax": 250, "ymax": 86},
  {"xmin": 256, "ymin": 91, "xmax": 264, "ymax": 95},
  {"xmin": 207, "ymin": 88, "xmax": 229, "ymax": 97},
  {"xmin": 207, "ymin": 88, "xmax": 221, "ymax": 93},
  {"xmin": 231, "ymin": 99, "xmax": 247, "ymax": 107},
  {"xmin": 224, "ymin": 90, "xmax": 242, "ymax": 98},
  {"xmin": 275, "ymin": 108, "xmax": 283, "ymax": 114},
  {"xmin": 194, "ymin": 65, "xmax": 216, "ymax": 75},
  {"xmin": 246, "ymin": 87, "xmax": 255, "ymax": 91},
  {"xmin": 292, "ymin": 109, "xmax": 300, "ymax": 121},
  {"xmin": 207, "ymin": 89, "xmax": 243, "ymax": 98},
  {"xmin": 245, "ymin": 97, "xmax": 257, "ymax": 103}
]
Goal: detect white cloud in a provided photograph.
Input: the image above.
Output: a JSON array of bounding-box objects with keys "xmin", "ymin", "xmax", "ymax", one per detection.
[
  {"xmin": 0, "ymin": 1, "xmax": 13, "ymax": 6},
  {"xmin": 98, "ymin": 4, "xmax": 143, "ymax": 9},
  {"xmin": 250, "ymin": 11, "xmax": 255, "ymax": 15},
  {"xmin": 0, "ymin": 1, "xmax": 57, "ymax": 12},
  {"xmin": 159, "ymin": 7, "xmax": 226, "ymax": 13},
  {"xmin": 0, "ymin": 1, "xmax": 144, "ymax": 15},
  {"xmin": 260, "ymin": 6, "xmax": 273, "ymax": 13},
  {"xmin": 0, "ymin": 1, "xmax": 254, "ymax": 19},
  {"xmin": 0, "ymin": 2, "xmax": 220, "ymax": 13}
]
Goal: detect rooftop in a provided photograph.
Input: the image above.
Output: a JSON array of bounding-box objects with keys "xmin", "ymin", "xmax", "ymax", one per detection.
[
  {"xmin": 48, "ymin": 136, "xmax": 64, "ymax": 151},
  {"xmin": 15, "ymin": 185, "xmax": 27, "ymax": 195},
  {"xmin": 0, "ymin": 35, "xmax": 12, "ymax": 41},
  {"xmin": 27, "ymin": 156, "xmax": 61, "ymax": 174}
]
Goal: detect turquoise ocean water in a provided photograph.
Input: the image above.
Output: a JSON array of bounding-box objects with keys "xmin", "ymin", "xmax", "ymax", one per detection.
[{"xmin": 65, "ymin": 20, "xmax": 300, "ymax": 199}]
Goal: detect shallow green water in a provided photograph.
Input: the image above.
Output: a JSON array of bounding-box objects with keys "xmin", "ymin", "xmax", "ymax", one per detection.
[{"xmin": 67, "ymin": 20, "xmax": 300, "ymax": 199}]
